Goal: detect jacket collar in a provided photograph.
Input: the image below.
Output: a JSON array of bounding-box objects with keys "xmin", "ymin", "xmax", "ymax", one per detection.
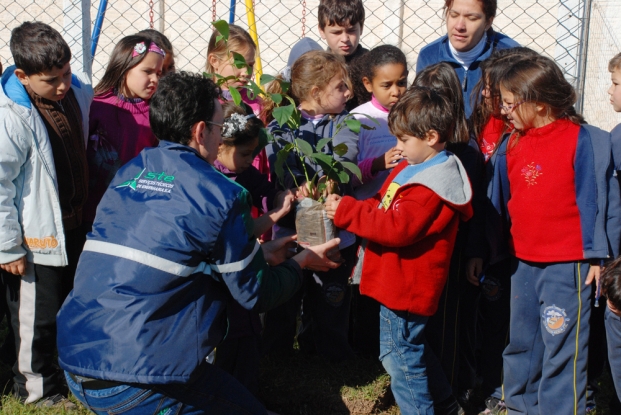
[
  {"xmin": 438, "ymin": 28, "xmax": 498, "ymax": 68},
  {"xmin": 1, "ymin": 65, "xmax": 84, "ymax": 111}
]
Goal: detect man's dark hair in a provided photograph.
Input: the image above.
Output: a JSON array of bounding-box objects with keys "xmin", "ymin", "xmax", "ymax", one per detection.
[
  {"xmin": 388, "ymin": 86, "xmax": 454, "ymax": 144},
  {"xmin": 602, "ymin": 256, "xmax": 621, "ymax": 312},
  {"xmin": 10, "ymin": 22, "xmax": 71, "ymax": 75},
  {"xmin": 150, "ymin": 72, "xmax": 221, "ymax": 146},
  {"xmin": 318, "ymin": 0, "xmax": 365, "ymax": 30}
]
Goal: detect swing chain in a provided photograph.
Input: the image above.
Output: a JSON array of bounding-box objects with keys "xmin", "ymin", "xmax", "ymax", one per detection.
[
  {"xmin": 149, "ymin": 0, "xmax": 155, "ymax": 29},
  {"xmin": 301, "ymin": 0, "xmax": 306, "ymax": 37},
  {"xmin": 212, "ymin": 0, "xmax": 217, "ymax": 24}
]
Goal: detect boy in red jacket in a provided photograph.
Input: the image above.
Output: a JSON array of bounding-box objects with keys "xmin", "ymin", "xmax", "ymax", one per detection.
[{"xmin": 325, "ymin": 87, "xmax": 473, "ymax": 415}]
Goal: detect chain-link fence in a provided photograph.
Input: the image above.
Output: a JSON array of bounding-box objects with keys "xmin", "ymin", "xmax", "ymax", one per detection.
[{"xmin": 1, "ymin": 0, "xmax": 620, "ymax": 128}]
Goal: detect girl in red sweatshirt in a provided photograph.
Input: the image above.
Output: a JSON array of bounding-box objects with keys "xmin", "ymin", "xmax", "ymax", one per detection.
[{"xmin": 492, "ymin": 55, "xmax": 619, "ymax": 415}]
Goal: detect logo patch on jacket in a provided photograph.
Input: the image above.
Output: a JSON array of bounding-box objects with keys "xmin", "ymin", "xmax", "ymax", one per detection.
[
  {"xmin": 24, "ymin": 236, "xmax": 58, "ymax": 249},
  {"xmin": 381, "ymin": 182, "xmax": 400, "ymax": 210},
  {"xmin": 116, "ymin": 168, "xmax": 175, "ymax": 193},
  {"xmin": 521, "ymin": 162, "xmax": 542, "ymax": 187},
  {"xmin": 323, "ymin": 282, "xmax": 346, "ymax": 307},
  {"xmin": 542, "ymin": 305, "xmax": 569, "ymax": 335},
  {"xmin": 481, "ymin": 276, "xmax": 502, "ymax": 301}
]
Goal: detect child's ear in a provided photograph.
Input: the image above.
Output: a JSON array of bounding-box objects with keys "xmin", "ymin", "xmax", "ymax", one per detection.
[
  {"xmin": 207, "ymin": 54, "xmax": 220, "ymax": 72},
  {"xmin": 318, "ymin": 25, "xmax": 326, "ymax": 40},
  {"xmin": 362, "ymin": 77, "xmax": 373, "ymax": 93},
  {"xmin": 310, "ymin": 85, "xmax": 321, "ymax": 102},
  {"xmin": 426, "ymin": 130, "xmax": 440, "ymax": 147},
  {"xmin": 14, "ymin": 69, "xmax": 29, "ymax": 86}
]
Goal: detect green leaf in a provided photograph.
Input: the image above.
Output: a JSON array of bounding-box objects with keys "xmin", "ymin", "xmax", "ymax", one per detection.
[
  {"xmin": 311, "ymin": 152, "xmax": 334, "ymax": 167},
  {"xmin": 366, "ymin": 115, "xmax": 381, "ymax": 126},
  {"xmin": 247, "ymin": 80, "xmax": 263, "ymax": 99},
  {"xmin": 349, "ymin": 113, "xmax": 381, "ymax": 126},
  {"xmin": 345, "ymin": 119, "xmax": 362, "ymax": 134},
  {"xmin": 360, "ymin": 123, "xmax": 376, "ymax": 131},
  {"xmin": 215, "ymin": 34, "xmax": 224, "ymax": 44},
  {"xmin": 213, "ymin": 20, "xmax": 229, "ymax": 41},
  {"xmin": 274, "ymin": 148, "xmax": 290, "ymax": 183},
  {"xmin": 260, "ymin": 74, "xmax": 276, "ymax": 85},
  {"xmin": 228, "ymin": 87, "xmax": 242, "ymax": 106},
  {"xmin": 280, "ymin": 80, "xmax": 291, "ymax": 94},
  {"xmin": 231, "ymin": 52, "xmax": 247, "ymax": 69},
  {"xmin": 337, "ymin": 169, "xmax": 350, "ymax": 183},
  {"xmin": 269, "ymin": 93, "xmax": 283, "ymax": 105},
  {"xmin": 288, "ymin": 108, "xmax": 301, "ymax": 130},
  {"xmin": 285, "ymin": 95, "xmax": 296, "ymax": 106},
  {"xmin": 333, "ymin": 143, "xmax": 348, "ymax": 157},
  {"xmin": 254, "ymin": 129, "xmax": 269, "ymax": 157},
  {"xmin": 341, "ymin": 161, "xmax": 362, "ymax": 181},
  {"xmin": 273, "ymin": 105, "xmax": 294, "ymax": 128},
  {"xmin": 316, "ymin": 137, "xmax": 332, "ymax": 152},
  {"xmin": 295, "ymin": 138, "xmax": 313, "ymax": 158}
]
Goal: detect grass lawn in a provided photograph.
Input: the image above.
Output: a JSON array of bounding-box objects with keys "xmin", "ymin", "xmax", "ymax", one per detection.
[{"xmin": 0, "ymin": 315, "xmax": 618, "ymax": 414}]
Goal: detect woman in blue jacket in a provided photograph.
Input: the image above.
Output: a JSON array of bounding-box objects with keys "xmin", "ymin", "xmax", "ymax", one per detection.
[{"xmin": 416, "ymin": 0, "xmax": 519, "ymax": 117}]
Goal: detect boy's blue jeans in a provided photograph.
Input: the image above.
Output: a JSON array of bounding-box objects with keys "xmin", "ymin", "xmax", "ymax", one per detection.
[
  {"xmin": 379, "ymin": 305, "xmax": 453, "ymax": 414},
  {"xmin": 65, "ymin": 363, "xmax": 267, "ymax": 414}
]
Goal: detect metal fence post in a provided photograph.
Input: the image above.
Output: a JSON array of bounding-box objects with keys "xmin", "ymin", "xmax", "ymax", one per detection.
[
  {"xmin": 63, "ymin": 0, "xmax": 92, "ymax": 81},
  {"xmin": 554, "ymin": 0, "xmax": 588, "ymax": 112},
  {"xmin": 576, "ymin": 0, "xmax": 593, "ymax": 114}
]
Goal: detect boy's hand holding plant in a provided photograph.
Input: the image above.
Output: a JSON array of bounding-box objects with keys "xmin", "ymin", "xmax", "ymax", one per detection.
[{"xmin": 324, "ymin": 194, "xmax": 342, "ymax": 220}]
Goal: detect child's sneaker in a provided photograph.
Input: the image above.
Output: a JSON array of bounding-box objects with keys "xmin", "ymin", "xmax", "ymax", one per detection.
[{"xmin": 479, "ymin": 397, "xmax": 506, "ymax": 415}]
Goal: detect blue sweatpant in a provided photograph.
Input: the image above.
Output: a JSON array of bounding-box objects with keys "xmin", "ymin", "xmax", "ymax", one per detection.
[
  {"xmin": 503, "ymin": 260, "xmax": 590, "ymax": 415},
  {"xmin": 605, "ymin": 305, "xmax": 621, "ymax": 401}
]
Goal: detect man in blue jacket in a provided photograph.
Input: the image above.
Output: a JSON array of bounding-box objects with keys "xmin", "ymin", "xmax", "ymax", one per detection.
[
  {"xmin": 416, "ymin": 0, "xmax": 518, "ymax": 117},
  {"xmin": 56, "ymin": 72, "xmax": 341, "ymax": 415}
]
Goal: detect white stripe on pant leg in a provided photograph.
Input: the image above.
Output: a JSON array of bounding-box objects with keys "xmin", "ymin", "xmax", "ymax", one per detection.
[{"xmin": 17, "ymin": 264, "xmax": 44, "ymax": 403}]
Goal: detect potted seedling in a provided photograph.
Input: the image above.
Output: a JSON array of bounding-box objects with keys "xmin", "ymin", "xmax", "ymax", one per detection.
[{"xmin": 206, "ymin": 20, "xmax": 375, "ymax": 247}]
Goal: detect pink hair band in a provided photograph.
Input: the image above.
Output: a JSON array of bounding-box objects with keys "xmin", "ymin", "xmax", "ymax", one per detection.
[{"xmin": 132, "ymin": 42, "xmax": 166, "ymax": 58}]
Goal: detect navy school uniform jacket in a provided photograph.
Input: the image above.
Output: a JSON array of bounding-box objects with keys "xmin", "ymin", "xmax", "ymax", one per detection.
[
  {"xmin": 487, "ymin": 124, "xmax": 621, "ymax": 264},
  {"xmin": 416, "ymin": 29, "xmax": 519, "ymax": 118},
  {"xmin": 57, "ymin": 140, "xmax": 303, "ymax": 384}
]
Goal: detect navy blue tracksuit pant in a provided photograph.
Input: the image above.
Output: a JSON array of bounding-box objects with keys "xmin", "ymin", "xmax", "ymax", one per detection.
[{"xmin": 503, "ymin": 260, "xmax": 590, "ymax": 415}]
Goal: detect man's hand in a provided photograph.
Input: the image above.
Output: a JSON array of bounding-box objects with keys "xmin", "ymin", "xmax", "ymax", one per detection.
[
  {"xmin": 465, "ymin": 258, "xmax": 484, "ymax": 286},
  {"xmin": 261, "ymin": 235, "xmax": 298, "ymax": 266},
  {"xmin": 0, "ymin": 257, "xmax": 26, "ymax": 276},
  {"xmin": 324, "ymin": 194, "xmax": 342, "ymax": 220},
  {"xmin": 293, "ymin": 238, "xmax": 342, "ymax": 272}
]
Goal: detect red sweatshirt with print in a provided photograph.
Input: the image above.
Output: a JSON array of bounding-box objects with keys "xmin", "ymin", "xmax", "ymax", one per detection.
[
  {"xmin": 506, "ymin": 119, "xmax": 584, "ymax": 262},
  {"xmin": 333, "ymin": 154, "xmax": 473, "ymax": 316}
]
